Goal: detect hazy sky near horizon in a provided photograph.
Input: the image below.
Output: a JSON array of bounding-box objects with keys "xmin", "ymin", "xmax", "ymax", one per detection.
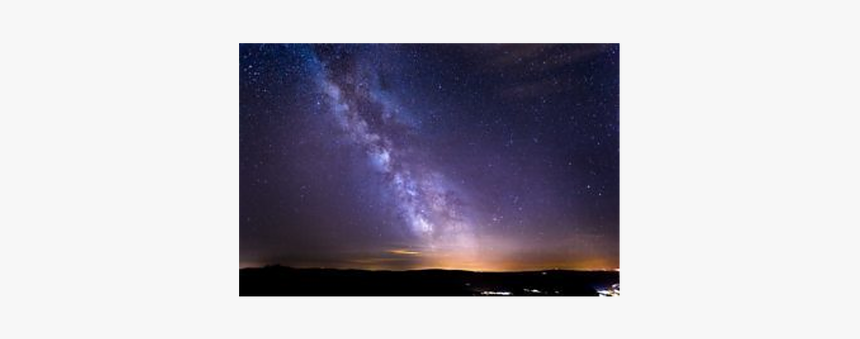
[{"xmin": 240, "ymin": 44, "xmax": 619, "ymax": 271}]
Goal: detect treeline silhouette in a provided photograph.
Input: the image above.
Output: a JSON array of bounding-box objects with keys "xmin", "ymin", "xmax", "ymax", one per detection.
[{"xmin": 240, "ymin": 265, "xmax": 618, "ymax": 296}]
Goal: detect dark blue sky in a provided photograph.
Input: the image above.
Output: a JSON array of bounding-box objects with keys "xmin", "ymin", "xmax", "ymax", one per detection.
[{"xmin": 240, "ymin": 44, "xmax": 618, "ymax": 271}]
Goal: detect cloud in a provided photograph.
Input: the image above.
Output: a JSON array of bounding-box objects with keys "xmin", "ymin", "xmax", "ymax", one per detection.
[{"xmin": 387, "ymin": 249, "xmax": 421, "ymax": 256}]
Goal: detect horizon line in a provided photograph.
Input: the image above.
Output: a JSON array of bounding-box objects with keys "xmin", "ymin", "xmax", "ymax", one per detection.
[{"xmin": 240, "ymin": 264, "xmax": 620, "ymax": 273}]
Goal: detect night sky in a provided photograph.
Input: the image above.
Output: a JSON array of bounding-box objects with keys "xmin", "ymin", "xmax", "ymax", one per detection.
[{"xmin": 240, "ymin": 44, "xmax": 619, "ymax": 271}]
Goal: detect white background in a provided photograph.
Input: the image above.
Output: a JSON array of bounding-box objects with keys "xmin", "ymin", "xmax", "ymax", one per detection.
[{"xmin": 1, "ymin": 1, "xmax": 859, "ymax": 338}]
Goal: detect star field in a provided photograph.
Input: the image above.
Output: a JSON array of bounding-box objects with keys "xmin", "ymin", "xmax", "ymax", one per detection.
[{"xmin": 240, "ymin": 44, "xmax": 619, "ymax": 271}]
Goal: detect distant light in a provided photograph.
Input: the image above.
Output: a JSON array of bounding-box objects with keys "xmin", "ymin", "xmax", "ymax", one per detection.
[
  {"xmin": 481, "ymin": 291, "xmax": 512, "ymax": 296},
  {"xmin": 596, "ymin": 283, "xmax": 620, "ymax": 297}
]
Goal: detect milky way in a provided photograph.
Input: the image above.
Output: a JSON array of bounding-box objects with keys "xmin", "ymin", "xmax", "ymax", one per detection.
[
  {"xmin": 240, "ymin": 44, "xmax": 619, "ymax": 271},
  {"xmin": 316, "ymin": 57, "xmax": 476, "ymax": 252}
]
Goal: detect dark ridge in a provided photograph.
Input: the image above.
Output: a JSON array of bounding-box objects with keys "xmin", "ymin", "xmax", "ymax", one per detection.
[{"xmin": 240, "ymin": 266, "xmax": 619, "ymax": 296}]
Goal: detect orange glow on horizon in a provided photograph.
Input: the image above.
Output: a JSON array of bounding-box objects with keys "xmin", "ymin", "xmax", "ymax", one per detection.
[{"xmin": 243, "ymin": 247, "xmax": 618, "ymax": 272}]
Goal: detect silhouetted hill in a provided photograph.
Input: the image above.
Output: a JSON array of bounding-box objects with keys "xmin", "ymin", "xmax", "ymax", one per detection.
[{"xmin": 240, "ymin": 266, "xmax": 619, "ymax": 296}]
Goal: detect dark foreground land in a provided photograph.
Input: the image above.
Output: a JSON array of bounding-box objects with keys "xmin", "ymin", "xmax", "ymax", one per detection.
[{"xmin": 240, "ymin": 266, "xmax": 619, "ymax": 296}]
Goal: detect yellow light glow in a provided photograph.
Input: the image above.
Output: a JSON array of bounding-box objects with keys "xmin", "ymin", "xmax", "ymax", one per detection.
[{"xmin": 387, "ymin": 249, "xmax": 421, "ymax": 256}]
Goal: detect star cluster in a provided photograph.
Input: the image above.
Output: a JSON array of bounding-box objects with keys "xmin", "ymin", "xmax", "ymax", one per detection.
[{"xmin": 240, "ymin": 44, "xmax": 619, "ymax": 271}]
